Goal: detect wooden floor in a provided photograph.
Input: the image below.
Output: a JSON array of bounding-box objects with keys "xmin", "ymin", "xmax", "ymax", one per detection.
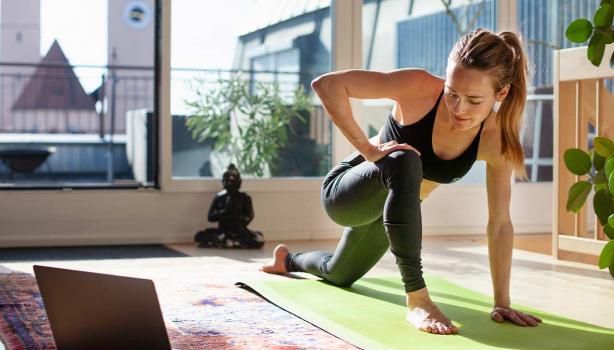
[{"xmin": 1, "ymin": 233, "xmax": 612, "ymax": 350}]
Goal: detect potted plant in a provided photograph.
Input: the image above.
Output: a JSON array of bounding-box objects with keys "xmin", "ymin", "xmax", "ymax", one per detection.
[
  {"xmin": 185, "ymin": 73, "xmax": 314, "ymax": 177},
  {"xmin": 563, "ymin": 1, "xmax": 614, "ymax": 278},
  {"xmin": 564, "ymin": 138, "xmax": 614, "ymax": 277}
]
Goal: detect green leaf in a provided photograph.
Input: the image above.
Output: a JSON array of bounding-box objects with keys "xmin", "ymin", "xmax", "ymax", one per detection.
[
  {"xmin": 594, "ymin": 169, "xmax": 609, "ymax": 184},
  {"xmin": 594, "ymin": 190, "xmax": 613, "ymax": 225},
  {"xmin": 588, "ymin": 31, "xmax": 607, "ymax": 66},
  {"xmin": 594, "ymin": 4, "xmax": 614, "ymax": 28},
  {"xmin": 605, "ymin": 224, "xmax": 614, "ymax": 240},
  {"xmin": 566, "ymin": 19, "xmax": 593, "ymax": 43},
  {"xmin": 598, "ymin": 240, "xmax": 614, "ymax": 269},
  {"xmin": 609, "ymin": 213, "xmax": 614, "ymax": 228},
  {"xmin": 567, "ymin": 180, "xmax": 592, "ymax": 212},
  {"xmin": 610, "ymin": 172, "xmax": 614, "ymax": 193},
  {"xmin": 596, "ymin": 183, "xmax": 609, "ymax": 192},
  {"xmin": 592, "ymin": 148, "xmax": 606, "ymax": 170},
  {"xmin": 564, "ymin": 148, "xmax": 593, "ymax": 175},
  {"xmin": 606, "ymin": 157, "xmax": 614, "ymax": 178},
  {"xmin": 594, "ymin": 137, "xmax": 614, "ymax": 157}
]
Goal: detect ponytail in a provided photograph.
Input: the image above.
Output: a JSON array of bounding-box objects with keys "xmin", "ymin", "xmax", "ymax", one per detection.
[{"xmin": 497, "ymin": 31, "xmax": 529, "ymax": 181}]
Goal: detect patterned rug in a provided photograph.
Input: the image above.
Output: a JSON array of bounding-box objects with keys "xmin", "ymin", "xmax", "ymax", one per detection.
[{"xmin": 0, "ymin": 271, "xmax": 356, "ymax": 350}]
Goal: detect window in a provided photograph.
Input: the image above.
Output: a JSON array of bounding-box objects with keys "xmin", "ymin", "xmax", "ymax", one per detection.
[
  {"xmin": 170, "ymin": 0, "xmax": 332, "ymax": 179},
  {"xmin": 0, "ymin": 0, "xmax": 156, "ymax": 189},
  {"xmin": 518, "ymin": 0, "xmax": 601, "ymax": 182}
]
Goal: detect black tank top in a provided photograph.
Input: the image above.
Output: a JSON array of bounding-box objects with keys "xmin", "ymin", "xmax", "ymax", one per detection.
[{"xmin": 379, "ymin": 90, "xmax": 484, "ymax": 184}]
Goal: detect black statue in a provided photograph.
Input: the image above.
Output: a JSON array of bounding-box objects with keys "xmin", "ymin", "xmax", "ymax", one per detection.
[{"xmin": 194, "ymin": 164, "xmax": 264, "ymax": 249}]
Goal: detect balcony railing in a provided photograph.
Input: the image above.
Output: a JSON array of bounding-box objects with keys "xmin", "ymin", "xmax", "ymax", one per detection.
[{"xmin": 0, "ymin": 63, "xmax": 331, "ymax": 185}]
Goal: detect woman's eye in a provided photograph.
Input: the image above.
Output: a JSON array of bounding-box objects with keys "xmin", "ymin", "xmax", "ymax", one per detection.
[{"xmin": 470, "ymin": 101, "xmax": 481, "ymax": 105}]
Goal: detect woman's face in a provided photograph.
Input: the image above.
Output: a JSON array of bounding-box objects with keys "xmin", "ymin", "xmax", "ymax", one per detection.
[{"xmin": 443, "ymin": 61, "xmax": 506, "ymax": 131}]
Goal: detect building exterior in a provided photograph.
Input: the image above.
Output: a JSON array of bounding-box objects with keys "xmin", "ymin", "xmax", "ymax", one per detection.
[
  {"xmin": 12, "ymin": 40, "xmax": 98, "ymax": 133},
  {"xmin": 0, "ymin": 0, "xmax": 41, "ymax": 132}
]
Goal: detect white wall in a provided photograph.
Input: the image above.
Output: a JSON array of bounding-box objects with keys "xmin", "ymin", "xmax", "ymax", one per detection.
[{"xmin": 0, "ymin": 181, "xmax": 552, "ymax": 247}]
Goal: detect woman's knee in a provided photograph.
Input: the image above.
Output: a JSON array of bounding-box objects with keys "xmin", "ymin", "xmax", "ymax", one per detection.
[
  {"xmin": 325, "ymin": 273, "xmax": 359, "ymax": 288},
  {"xmin": 379, "ymin": 150, "xmax": 423, "ymax": 184}
]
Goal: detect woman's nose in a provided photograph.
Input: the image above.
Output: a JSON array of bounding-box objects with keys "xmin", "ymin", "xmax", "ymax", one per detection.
[{"xmin": 453, "ymin": 99, "xmax": 468, "ymax": 115}]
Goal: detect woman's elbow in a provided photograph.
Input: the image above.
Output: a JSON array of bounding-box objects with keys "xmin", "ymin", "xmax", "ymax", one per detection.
[{"xmin": 311, "ymin": 74, "xmax": 336, "ymax": 93}]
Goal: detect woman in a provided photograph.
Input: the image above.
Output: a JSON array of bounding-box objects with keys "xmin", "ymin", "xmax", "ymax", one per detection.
[{"xmin": 261, "ymin": 28, "xmax": 542, "ymax": 335}]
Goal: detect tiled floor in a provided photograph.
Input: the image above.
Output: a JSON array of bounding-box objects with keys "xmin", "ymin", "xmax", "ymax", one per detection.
[{"xmin": 1, "ymin": 234, "xmax": 612, "ymax": 350}]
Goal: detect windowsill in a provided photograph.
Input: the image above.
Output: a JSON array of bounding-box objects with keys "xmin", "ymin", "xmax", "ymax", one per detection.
[{"xmin": 163, "ymin": 177, "xmax": 326, "ymax": 192}]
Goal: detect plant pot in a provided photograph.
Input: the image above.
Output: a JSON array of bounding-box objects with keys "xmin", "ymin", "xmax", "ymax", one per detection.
[{"xmin": 0, "ymin": 147, "xmax": 56, "ymax": 173}]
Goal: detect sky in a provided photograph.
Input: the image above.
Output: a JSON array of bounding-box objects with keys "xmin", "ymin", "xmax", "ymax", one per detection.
[
  {"xmin": 39, "ymin": 0, "xmax": 252, "ymax": 69},
  {"xmin": 36, "ymin": 0, "xmax": 252, "ymax": 93},
  {"xmin": 40, "ymin": 0, "xmax": 107, "ymax": 67}
]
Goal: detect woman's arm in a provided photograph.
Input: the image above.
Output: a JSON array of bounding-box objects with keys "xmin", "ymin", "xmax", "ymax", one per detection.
[
  {"xmin": 485, "ymin": 156, "xmax": 514, "ymax": 308},
  {"xmin": 485, "ymin": 155, "xmax": 542, "ymax": 327},
  {"xmin": 311, "ymin": 69, "xmax": 432, "ymax": 161}
]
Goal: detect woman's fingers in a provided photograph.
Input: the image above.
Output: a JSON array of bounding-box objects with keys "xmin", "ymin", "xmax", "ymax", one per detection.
[
  {"xmin": 497, "ymin": 309, "xmax": 519, "ymax": 324},
  {"xmin": 370, "ymin": 140, "xmax": 422, "ymax": 161},
  {"xmin": 397, "ymin": 144, "xmax": 421, "ymax": 156},
  {"xmin": 517, "ymin": 312, "xmax": 539, "ymax": 326},
  {"xmin": 492, "ymin": 308, "xmax": 542, "ymax": 327},
  {"xmin": 514, "ymin": 312, "xmax": 533, "ymax": 326},
  {"xmin": 531, "ymin": 315, "xmax": 543, "ymax": 323},
  {"xmin": 507, "ymin": 311, "xmax": 527, "ymax": 326}
]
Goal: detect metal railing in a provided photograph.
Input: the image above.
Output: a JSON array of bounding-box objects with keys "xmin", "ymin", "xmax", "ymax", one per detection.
[{"xmin": 0, "ymin": 63, "xmax": 332, "ymax": 183}]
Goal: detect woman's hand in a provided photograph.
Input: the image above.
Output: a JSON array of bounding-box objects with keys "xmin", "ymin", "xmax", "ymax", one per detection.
[
  {"xmin": 491, "ymin": 306, "xmax": 542, "ymax": 327},
  {"xmin": 361, "ymin": 139, "xmax": 421, "ymax": 163}
]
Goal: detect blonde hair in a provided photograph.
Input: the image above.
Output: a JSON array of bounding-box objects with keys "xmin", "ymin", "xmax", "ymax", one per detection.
[{"xmin": 449, "ymin": 28, "xmax": 529, "ymax": 180}]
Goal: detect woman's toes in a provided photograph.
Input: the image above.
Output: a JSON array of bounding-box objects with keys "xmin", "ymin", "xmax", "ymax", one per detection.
[
  {"xmin": 429, "ymin": 322, "xmax": 439, "ymax": 334},
  {"xmin": 436, "ymin": 323, "xmax": 447, "ymax": 334},
  {"xmin": 439, "ymin": 323, "xmax": 448, "ymax": 334}
]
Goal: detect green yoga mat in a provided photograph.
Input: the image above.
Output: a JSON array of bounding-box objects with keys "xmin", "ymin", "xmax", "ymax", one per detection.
[{"xmin": 236, "ymin": 275, "xmax": 614, "ymax": 350}]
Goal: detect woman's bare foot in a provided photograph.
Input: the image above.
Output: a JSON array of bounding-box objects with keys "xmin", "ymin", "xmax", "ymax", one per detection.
[
  {"xmin": 259, "ymin": 244, "xmax": 290, "ymax": 273},
  {"xmin": 406, "ymin": 289, "xmax": 458, "ymax": 335}
]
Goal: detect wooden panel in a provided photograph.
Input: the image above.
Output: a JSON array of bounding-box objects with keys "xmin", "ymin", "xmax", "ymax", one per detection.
[
  {"xmin": 556, "ymin": 80, "xmax": 577, "ymax": 238},
  {"xmin": 553, "ymin": 51, "xmax": 559, "ymax": 259},
  {"xmin": 577, "ymin": 81, "xmax": 589, "ymax": 238},
  {"xmin": 555, "ymin": 46, "xmax": 614, "ymax": 258},
  {"xmin": 559, "ymin": 235, "xmax": 607, "ymax": 256},
  {"xmin": 597, "ymin": 80, "xmax": 614, "ymax": 139},
  {"xmin": 597, "ymin": 79, "xmax": 614, "ymax": 241},
  {"xmin": 559, "ymin": 44, "xmax": 614, "ymax": 81}
]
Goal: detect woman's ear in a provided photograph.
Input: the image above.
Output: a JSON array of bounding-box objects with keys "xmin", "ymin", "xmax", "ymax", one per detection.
[{"xmin": 496, "ymin": 84, "xmax": 511, "ymax": 101}]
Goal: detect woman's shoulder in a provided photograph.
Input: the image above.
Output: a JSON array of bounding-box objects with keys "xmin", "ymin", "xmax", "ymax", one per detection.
[
  {"xmin": 392, "ymin": 70, "xmax": 445, "ymax": 124},
  {"xmin": 395, "ymin": 69, "xmax": 444, "ymax": 98},
  {"xmin": 476, "ymin": 113, "xmax": 503, "ymax": 163}
]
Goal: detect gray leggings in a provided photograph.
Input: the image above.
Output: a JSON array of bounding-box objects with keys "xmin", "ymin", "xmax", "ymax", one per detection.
[{"xmin": 285, "ymin": 149, "xmax": 425, "ymax": 293}]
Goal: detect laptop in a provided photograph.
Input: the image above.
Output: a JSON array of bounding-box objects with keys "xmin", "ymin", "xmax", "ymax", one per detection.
[{"xmin": 33, "ymin": 265, "xmax": 173, "ymax": 350}]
